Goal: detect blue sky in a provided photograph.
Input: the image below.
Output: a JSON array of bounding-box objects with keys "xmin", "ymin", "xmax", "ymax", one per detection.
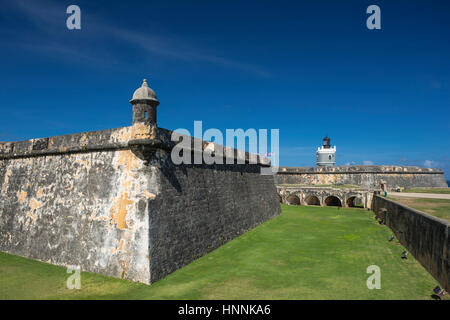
[{"xmin": 0, "ymin": 0, "xmax": 449, "ymax": 178}]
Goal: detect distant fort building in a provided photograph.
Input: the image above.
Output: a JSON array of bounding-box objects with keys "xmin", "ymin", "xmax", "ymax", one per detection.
[
  {"xmin": 316, "ymin": 136, "xmax": 335, "ymax": 167},
  {"xmin": 275, "ymin": 165, "xmax": 447, "ymax": 190},
  {"xmin": 276, "ymin": 136, "xmax": 447, "ymax": 190}
]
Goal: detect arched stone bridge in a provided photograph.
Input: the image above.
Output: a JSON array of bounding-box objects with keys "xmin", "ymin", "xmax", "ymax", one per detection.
[{"xmin": 276, "ymin": 186, "xmax": 372, "ymax": 209}]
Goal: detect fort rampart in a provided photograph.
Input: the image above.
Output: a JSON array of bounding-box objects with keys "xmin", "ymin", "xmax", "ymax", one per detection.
[
  {"xmin": 275, "ymin": 166, "xmax": 448, "ymax": 190},
  {"xmin": 372, "ymin": 195, "xmax": 449, "ymax": 292},
  {"xmin": 0, "ymin": 80, "xmax": 281, "ymax": 284}
]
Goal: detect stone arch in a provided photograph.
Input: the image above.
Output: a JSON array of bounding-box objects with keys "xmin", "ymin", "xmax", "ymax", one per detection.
[
  {"xmin": 304, "ymin": 194, "xmax": 321, "ymax": 206},
  {"xmin": 324, "ymin": 195, "xmax": 342, "ymax": 207},
  {"xmin": 347, "ymin": 195, "xmax": 364, "ymax": 208},
  {"xmin": 346, "ymin": 196, "xmax": 357, "ymax": 207},
  {"xmin": 286, "ymin": 194, "xmax": 301, "ymax": 205}
]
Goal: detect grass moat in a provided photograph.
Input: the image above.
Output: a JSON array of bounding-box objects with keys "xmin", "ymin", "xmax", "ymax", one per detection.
[{"xmin": 0, "ymin": 205, "xmax": 444, "ymax": 300}]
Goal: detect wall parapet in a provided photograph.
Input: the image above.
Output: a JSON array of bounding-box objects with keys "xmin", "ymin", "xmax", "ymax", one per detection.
[
  {"xmin": 275, "ymin": 165, "xmax": 448, "ymax": 189},
  {"xmin": 0, "ymin": 127, "xmax": 127, "ymax": 159},
  {"xmin": 371, "ymin": 195, "xmax": 449, "ymax": 292},
  {"xmin": 0, "ymin": 126, "xmax": 271, "ymax": 167},
  {"xmin": 277, "ymin": 165, "xmax": 444, "ymax": 174}
]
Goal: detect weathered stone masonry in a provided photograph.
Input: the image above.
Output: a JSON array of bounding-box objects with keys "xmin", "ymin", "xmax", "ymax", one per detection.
[
  {"xmin": 277, "ymin": 186, "xmax": 372, "ymax": 209},
  {"xmin": 372, "ymin": 196, "xmax": 449, "ymax": 292},
  {"xmin": 0, "ymin": 80, "xmax": 281, "ymax": 284},
  {"xmin": 0, "ymin": 127, "xmax": 155, "ymax": 283},
  {"xmin": 275, "ymin": 166, "xmax": 448, "ymax": 190}
]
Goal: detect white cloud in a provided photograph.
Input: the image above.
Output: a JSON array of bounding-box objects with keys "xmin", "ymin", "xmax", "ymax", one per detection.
[
  {"xmin": 363, "ymin": 160, "xmax": 374, "ymax": 165},
  {"xmin": 423, "ymin": 160, "xmax": 436, "ymax": 168},
  {"xmin": 7, "ymin": 0, "xmax": 270, "ymax": 77}
]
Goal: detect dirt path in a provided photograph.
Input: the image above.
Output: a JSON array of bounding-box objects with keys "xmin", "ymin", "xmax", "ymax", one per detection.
[{"xmin": 388, "ymin": 192, "xmax": 450, "ymax": 200}]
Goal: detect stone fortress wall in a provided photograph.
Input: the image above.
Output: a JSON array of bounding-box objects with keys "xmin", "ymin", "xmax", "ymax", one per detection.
[
  {"xmin": 0, "ymin": 78, "xmax": 447, "ymax": 286},
  {"xmin": 0, "ymin": 127, "xmax": 156, "ymax": 283},
  {"xmin": 372, "ymin": 196, "xmax": 449, "ymax": 292},
  {"xmin": 0, "ymin": 80, "xmax": 281, "ymax": 284},
  {"xmin": 275, "ymin": 165, "xmax": 448, "ymax": 190}
]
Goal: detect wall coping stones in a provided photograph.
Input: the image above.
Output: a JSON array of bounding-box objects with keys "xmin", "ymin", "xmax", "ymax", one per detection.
[
  {"xmin": 373, "ymin": 195, "xmax": 450, "ymax": 226},
  {"xmin": 372, "ymin": 195, "xmax": 449, "ymax": 292},
  {"xmin": 277, "ymin": 165, "xmax": 444, "ymax": 174},
  {"xmin": 0, "ymin": 126, "xmax": 271, "ymax": 167}
]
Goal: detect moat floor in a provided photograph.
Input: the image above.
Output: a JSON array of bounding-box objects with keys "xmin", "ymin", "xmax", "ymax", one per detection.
[{"xmin": 0, "ymin": 205, "xmax": 444, "ymax": 300}]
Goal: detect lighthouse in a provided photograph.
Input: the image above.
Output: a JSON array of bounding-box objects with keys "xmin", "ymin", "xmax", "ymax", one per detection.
[{"xmin": 316, "ymin": 136, "xmax": 336, "ymax": 167}]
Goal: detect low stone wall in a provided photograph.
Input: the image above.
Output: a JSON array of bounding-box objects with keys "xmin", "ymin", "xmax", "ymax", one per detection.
[
  {"xmin": 372, "ymin": 195, "xmax": 449, "ymax": 292},
  {"xmin": 275, "ymin": 166, "xmax": 448, "ymax": 190}
]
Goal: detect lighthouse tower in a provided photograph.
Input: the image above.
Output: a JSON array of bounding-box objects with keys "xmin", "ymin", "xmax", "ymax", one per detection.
[{"xmin": 316, "ymin": 136, "xmax": 336, "ymax": 167}]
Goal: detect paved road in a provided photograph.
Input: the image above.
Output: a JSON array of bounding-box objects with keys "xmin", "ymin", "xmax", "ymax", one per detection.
[{"xmin": 388, "ymin": 192, "xmax": 450, "ymax": 200}]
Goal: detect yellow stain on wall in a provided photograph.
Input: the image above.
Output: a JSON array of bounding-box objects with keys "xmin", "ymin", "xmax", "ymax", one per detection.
[
  {"xmin": 26, "ymin": 198, "xmax": 42, "ymax": 222},
  {"xmin": 109, "ymin": 239, "xmax": 127, "ymax": 255},
  {"xmin": 109, "ymin": 192, "xmax": 133, "ymax": 230},
  {"xmin": 110, "ymin": 127, "xmax": 132, "ymax": 143},
  {"xmin": 130, "ymin": 122, "xmax": 151, "ymax": 140},
  {"xmin": 29, "ymin": 199, "xmax": 42, "ymax": 211},
  {"xmin": 117, "ymin": 150, "xmax": 139, "ymax": 173},
  {"xmin": 17, "ymin": 190, "xmax": 27, "ymax": 203},
  {"xmin": 26, "ymin": 211, "xmax": 37, "ymax": 223},
  {"xmin": 109, "ymin": 124, "xmax": 152, "ymax": 143},
  {"xmin": 143, "ymin": 190, "xmax": 156, "ymax": 200},
  {"xmin": 119, "ymin": 259, "xmax": 128, "ymax": 279},
  {"xmin": 76, "ymin": 159, "xmax": 88, "ymax": 167},
  {"xmin": 118, "ymin": 239, "xmax": 125, "ymax": 251},
  {"xmin": 1, "ymin": 168, "xmax": 12, "ymax": 194}
]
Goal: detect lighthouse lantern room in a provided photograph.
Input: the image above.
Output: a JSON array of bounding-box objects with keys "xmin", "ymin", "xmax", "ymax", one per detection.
[{"xmin": 316, "ymin": 136, "xmax": 336, "ymax": 167}]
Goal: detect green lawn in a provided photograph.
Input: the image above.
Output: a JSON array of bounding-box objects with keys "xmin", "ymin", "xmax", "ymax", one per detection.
[
  {"xmin": 403, "ymin": 188, "xmax": 450, "ymax": 194},
  {"xmin": 388, "ymin": 196, "xmax": 450, "ymax": 222},
  {"xmin": 0, "ymin": 205, "xmax": 443, "ymax": 300}
]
